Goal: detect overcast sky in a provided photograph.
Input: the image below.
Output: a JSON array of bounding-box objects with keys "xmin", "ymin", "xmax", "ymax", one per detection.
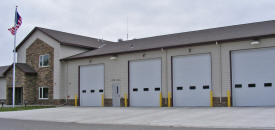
[{"xmin": 1, "ymin": 0, "xmax": 275, "ymax": 66}]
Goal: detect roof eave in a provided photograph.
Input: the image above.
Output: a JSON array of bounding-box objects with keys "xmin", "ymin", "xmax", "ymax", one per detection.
[
  {"xmin": 60, "ymin": 34, "xmax": 275, "ymax": 61},
  {"xmin": 15, "ymin": 27, "xmax": 62, "ymax": 51},
  {"xmin": 60, "ymin": 42, "xmax": 96, "ymax": 50},
  {"xmin": 16, "ymin": 27, "xmax": 96, "ymax": 51}
]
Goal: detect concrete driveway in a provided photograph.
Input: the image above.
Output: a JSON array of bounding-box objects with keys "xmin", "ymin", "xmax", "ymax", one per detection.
[{"xmin": 0, "ymin": 107, "xmax": 274, "ymax": 129}]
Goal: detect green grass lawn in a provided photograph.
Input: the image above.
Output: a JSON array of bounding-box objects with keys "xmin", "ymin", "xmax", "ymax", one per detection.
[{"xmin": 0, "ymin": 106, "xmax": 56, "ymax": 112}]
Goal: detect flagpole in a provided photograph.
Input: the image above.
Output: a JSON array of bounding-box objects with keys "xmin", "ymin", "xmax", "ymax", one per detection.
[{"xmin": 12, "ymin": 6, "xmax": 18, "ymax": 108}]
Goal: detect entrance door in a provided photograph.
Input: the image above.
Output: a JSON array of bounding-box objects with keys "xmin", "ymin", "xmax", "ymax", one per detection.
[
  {"xmin": 15, "ymin": 88, "xmax": 23, "ymax": 105},
  {"xmin": 8, "ymin": 87, "xmax": 23, "ymax": 105},
  {"xmin": 112, "ymin": 84, "xmax": 120, "ymax": 107}
]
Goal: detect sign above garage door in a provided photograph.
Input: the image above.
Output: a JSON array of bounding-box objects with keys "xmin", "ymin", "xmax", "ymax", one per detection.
[
  {"xmin": 129, "ymin": 58, "xmax": 162, "ymax": 107},
  {"xmin": 232, "ymin": 48, "xmax": 275, "ymax": 106},
  {"xmin": 80, "ymin": 64, "xmax": 104, "ymax": 106},
  {"xmin": 172, "ymin": 53, "xmax": 211, "ymax": 107}
]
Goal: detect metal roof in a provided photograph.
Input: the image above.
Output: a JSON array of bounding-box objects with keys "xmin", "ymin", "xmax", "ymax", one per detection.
[
  {"xmin": 0, "ymin": 63, "xmax": 37, "ymax": 77},
  {"xmin": 16, "ymin": 27, "xmax": 113, "ymax": 51},
  {"xmin": 62, "ymin": 20, "xmax": 275, "ymax": 60},
  {"xmin": 0, "ymin": 66, "xmax": 9, "ymax": 78}
]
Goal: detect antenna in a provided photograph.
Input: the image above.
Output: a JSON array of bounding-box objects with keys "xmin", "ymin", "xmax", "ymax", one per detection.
[{"xmin": 126, "ymin": 16, "xmax": 129, "ymax": 41}]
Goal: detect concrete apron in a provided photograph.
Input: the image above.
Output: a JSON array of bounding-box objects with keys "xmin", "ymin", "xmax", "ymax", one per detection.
[{"xmin": 0, "ymin": 107, "xmax": 274, "ymax": 129}]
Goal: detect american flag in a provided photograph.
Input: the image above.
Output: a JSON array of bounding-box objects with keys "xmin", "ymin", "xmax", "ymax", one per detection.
[{"xmin": 8, "ymin": 10, "xmax": 22, "ymax": 35}]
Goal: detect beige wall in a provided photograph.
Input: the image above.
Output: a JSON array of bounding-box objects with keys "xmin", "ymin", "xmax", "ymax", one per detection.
[
  {"xmin": 59, "ymin": 45, "xmax": 89, "ymax": 99},
  {"xmin": 64, "ymin": 43, "xmax": 221, "ymax": 99},
  {"xmin": 64, "ymin": 50, "xmax": 165, "ymax": 99},
  {"xmin": 0, "ymin": 78, "xmax": 6, "ymax": 99},
  {"xmin": 18, "ymin": 30, "xmax": 275, "ymax": 101},
  {"xmin": 17, "ymin": 30, "xmax": 89, "ymax": 99},
  {"xmin": 64, "ymin": 36, "xmax": 275, "ymax": 101},
  {"xmin": 60, "ymin": 45, "xmax": 88, "ymax": 59}
]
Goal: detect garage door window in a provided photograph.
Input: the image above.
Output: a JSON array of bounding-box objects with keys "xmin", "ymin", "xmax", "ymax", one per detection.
[
  {"xmin": 99, "ymin": 89, "xmax": 104, "ymax": 93},
  {"xmin": 264, "ymin": 83, "xmax": 272, "ymax": 87},
  {"xmin": 189, "ymin": 86, "xmax": 196, "ymax": 90},
  {"xmin": 154, "ymin": 88, "xmax": 160, "ymax": 91},
  {"xmin": 39, "ymin": 87, "xmax": 49, "ymax": 99},
  {"xmin": 177, "ymin": 86, "xmax": 183, "ymax": 90},
  {"xmin": 203, "ymin": 85, "xmax": 210, "ymax": 89},
  {"xmin": 143, "ymin": 88, "xmax": 149, "ymax": 91},
  {"xmin": 235, "ymin": 84, "xmax": 242, "ymax": 88},
  {"xmin": 248, "ymin": 84, "xmax": 256, "ymax": 88}
]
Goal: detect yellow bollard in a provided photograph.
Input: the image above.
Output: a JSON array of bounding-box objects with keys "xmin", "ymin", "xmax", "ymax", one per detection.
[
  {"xmin": 101, "ymin": 94, "xmax": 104, "ymax": 107},
  {"xmin": 168, "ymin": 92, "xmax": 171, "ymax": 107},
  {"xmin": 160, "ymin": 92, "xmax": 162, "ymax": 107},
  {"xmin": 227, "ymin": 90, "xmax": 231, "ymax": 107},
  {"xmin": 124, "ymin": 93, "xmax": 128, "ymax": 107},
  {"xmin": 74, "ymin": 94, "xmax": 78, "ymax": 107},
  {"xmin": 210, "ymin": 90, "xmax": 213, "ymax": 107}
]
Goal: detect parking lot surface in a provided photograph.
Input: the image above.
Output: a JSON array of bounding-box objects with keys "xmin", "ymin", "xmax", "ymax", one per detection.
[{"xmin": 0, "ymin": 107, "xmax": 274, "ymax": 129}]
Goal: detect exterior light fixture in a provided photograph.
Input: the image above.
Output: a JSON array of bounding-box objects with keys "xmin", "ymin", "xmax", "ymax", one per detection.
[
  {"xmin": 250, "ymin": 40, "xmax": 260, "ymax": 45},
  {"xmin": 110, "ymin": 56, "xmax": 117, "ymax": 60}
]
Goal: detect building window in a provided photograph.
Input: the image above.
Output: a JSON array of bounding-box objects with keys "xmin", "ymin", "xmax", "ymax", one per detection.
[
  {"xmin": 39, "ymin": 87, "xmax": 49, "ymax": 99},
  {"xmin": 39, "ymin": 54, "xmax": 49, "ymax": 67}
]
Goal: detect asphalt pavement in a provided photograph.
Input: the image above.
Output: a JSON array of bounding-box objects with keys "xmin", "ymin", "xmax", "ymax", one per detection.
[{"xmin": 0, "ymin": 118, "xmax": 269, "ymax": 130}]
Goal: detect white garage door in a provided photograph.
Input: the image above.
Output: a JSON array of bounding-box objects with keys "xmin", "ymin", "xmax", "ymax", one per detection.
[
  {"xmin": 80, "ymin": 64, "xmax": 104, "ymax": 106},
  {"xmin": 172, "ymin": 54, "xmax": 211, "ymax": 107},
  {"xmin": 232, "ymin": 48, "xmax": 275, "ymax": 106},
  {"xmin": 129, "ymin": 59, "xmax": 161, "ymax": 107}
]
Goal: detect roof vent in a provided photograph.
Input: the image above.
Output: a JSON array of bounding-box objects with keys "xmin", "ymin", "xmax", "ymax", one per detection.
[
  {"xmin": 98, "ymin": 44, "xmax": 106, "ymax": 48},
  {"xmin": 130, "ymin": 44, "xmax": 134, "ymax": 48},
  {"xmin": 118, "ymin": 38, "xmax": 123, "ymax": 42}
]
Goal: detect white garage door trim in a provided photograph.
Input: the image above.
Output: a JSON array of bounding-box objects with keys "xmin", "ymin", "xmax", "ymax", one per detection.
[
  {"xmin": 172, "ymin": 53, "xmax": 212, "ymax": 107},
  {"xmin": 231, "ymin": 47, "xmax": 275, "ymax": 106},
  {"xmin": 79, "ymin": 64, "xmax": 104, "ymax": 107},
  {"xmin": 129, "ymin": 58, "xmax": 162, "ymax": 107}
]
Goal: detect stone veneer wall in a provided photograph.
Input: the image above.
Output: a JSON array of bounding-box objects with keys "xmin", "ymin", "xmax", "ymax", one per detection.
[
  {"xmin": 213, "ymin": 97, "xmax": 228, "ymax": 107},
  {"xmin": 6, "ymin": 67, "xmax": 26, "ymax": 104},
  {"xmin": 24, "ymin": 75, "xmax": 37, "ymax": 104},
  {"xmin": 26, "ymin": 39, "xmax": 54, "ymax": 104}
]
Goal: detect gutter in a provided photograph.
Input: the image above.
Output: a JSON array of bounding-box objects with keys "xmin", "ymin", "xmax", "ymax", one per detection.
[{"xmin": 60, "ymin": 34, "xmax": 275, "ymax": 61}]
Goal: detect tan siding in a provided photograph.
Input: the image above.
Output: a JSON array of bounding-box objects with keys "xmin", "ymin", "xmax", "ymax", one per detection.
[
  {"xmin": 66, "ymin": 44, "xmax": 222, "ymax": 99},
  {"xmin": 65, "ymin": 36, "xmax": 275, "ymax": 102}
]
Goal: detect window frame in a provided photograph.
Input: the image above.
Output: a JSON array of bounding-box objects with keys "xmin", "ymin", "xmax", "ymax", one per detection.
[
  {"xmin": 39, "ymin": 87, "xmax": 49, "ymax": 100},
  {"xmin": 39, "ymin": 54, "xmax": 50, "ymax": 68}
]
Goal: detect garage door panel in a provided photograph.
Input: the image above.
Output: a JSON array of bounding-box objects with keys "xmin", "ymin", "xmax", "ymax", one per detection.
[
  {"xmin": 232, "ymin": 48, "xmax": 275, "ymax": 106},
  {"xmin": 80, "ymin": 64, "xmax": 104, "ymax": 107},
  {"xmin": 129, "ymin": 59, "xmax": 161, "ymax": 107},
  {"xmin": 173, "ymin": 54, "xmax": 211, "ymax": 107}
]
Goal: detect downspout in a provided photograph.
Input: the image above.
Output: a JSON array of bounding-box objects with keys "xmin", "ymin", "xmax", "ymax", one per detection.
[
  {"xmin": 161, "ymin": 48, "xmax": 168, "ymax": 105},
  {"xmin": 216, "ymin": 41, "xmax": 223, "ymax": 103},
  {"xmin": 66, "ymin": 62, "xmax": 69, "ymax": 104},
  {"xmin": 165, "ymin": 48, "xmax": 168, "ymax": 105}
]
